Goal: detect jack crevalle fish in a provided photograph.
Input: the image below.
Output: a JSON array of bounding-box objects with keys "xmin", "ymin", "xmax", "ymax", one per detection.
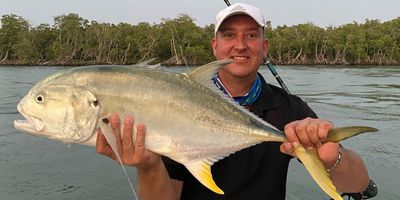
[{"xmin": 14, "ymin": 59, "xmax": 377, "ymax": 200}]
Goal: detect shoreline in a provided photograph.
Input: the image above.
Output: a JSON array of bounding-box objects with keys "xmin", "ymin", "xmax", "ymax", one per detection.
[
  {"xmin": 1, "ymin": 61, "xmax": 399, "ymax": 67},
  {"xmin": 0, "ymin": 63, "xmax": 400, "ymax": 68}
]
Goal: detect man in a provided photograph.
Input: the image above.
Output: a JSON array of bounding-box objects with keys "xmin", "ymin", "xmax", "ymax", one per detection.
[{"xmin": 96, "ymin": 3, "xmax": 370, "ymax": 199}]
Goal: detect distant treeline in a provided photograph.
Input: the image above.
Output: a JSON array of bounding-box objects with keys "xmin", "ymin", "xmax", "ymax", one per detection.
[{"xmin": 0, "ymin": 13, "xmax": 399, "ymax": 66}]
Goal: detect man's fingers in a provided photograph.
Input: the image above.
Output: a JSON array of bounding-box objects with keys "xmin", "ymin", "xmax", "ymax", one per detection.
[
  {"xmin": 280, "ymin": 142, "xmax": 295, "ymax": 157},
  {"xmin": 133, "ymin": 123, "xmax": 146, "ymax": 162},
  {"xmin": 122, "ymin": 116, "xmax": 134, "ymax": 160},
  {"xmin": 295, "ymin": 119, "xmax": 313, "ymax": 149},
  {"xmin": 110, "ymin": 114, "xmax": 123, "ymax": 155},
  {"xmin": 96, "ymin": 129, "xmax": 107, "ymax": 153},
  {"xmin": 96, "ymin": 114, "xmax": 154, "ymax": 166},
  {"xmin": 317, "ymin": 120, "xmax": 333, "ymax": 141},
  {"xmin": 96, "ymin": 130, "xmax": 114, "ymax": 157},
  {"xmin": 307, "ymin": 121, "xmax": 322, "ymax": 147},
  {"xmin": 284, "ymin": 121, "xmax": 300, "ymax": 147},
  {"xmin": 96, "ymin": 115, "xmax": 157, "ymax": 167}
]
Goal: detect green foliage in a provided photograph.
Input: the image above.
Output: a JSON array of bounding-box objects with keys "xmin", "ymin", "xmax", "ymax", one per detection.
[
  {"xmin": 0, "ymin": 14, "xmax": 31, "ymax": 63},
  {"xmin": 30, "ymin": 23, "xmax": 57, "ymax": 64},
  {"xmin": 0, "ymin": 13, "xmax": 399, "ymax": 65},
  {"xmin": 52, "ymin": 13, "xmax": 88, "ymax": 64}
]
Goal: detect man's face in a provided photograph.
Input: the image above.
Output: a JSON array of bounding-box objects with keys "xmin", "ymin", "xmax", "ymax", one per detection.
[{"xmin": 212, "ymin": 15, "xmax": 269, "ymax": 79}]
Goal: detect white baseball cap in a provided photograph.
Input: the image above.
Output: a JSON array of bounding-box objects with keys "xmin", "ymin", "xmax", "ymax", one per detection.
[{"xmin": 215, "ymin": 3, "xmax": 266, "ymax": 34}]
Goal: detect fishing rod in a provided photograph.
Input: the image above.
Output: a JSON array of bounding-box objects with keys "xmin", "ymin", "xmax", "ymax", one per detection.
[
  {"xmin": 221, "ymin": 1, "xmax": 378, "ymax": 200},
  {"xmin": 263, "ymin": 59, "xmax": 291, "ymax": 94},
  {"xmin": 222, "ymin": 0, "xmax": 291, "ymax": 94}
]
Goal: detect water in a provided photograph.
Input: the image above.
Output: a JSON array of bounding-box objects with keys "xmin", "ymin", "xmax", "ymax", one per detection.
[
  {"xmin": 262, "ymin": 66, "xmax": 400, "ymax": 200},
  {"xmin": 0, "ymin": 65, "xmax": 399, "ymax": 199}
]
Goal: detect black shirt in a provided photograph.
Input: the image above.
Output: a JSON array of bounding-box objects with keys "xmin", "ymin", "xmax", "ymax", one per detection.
[{"xmin": 162, "ymin": 75, "xmax": 317, "ymax": 200}]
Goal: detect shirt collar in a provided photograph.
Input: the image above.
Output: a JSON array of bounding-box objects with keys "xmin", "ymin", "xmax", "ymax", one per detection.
[{"xmin": 250, "ymin": 73, "xmax": 282, "ymax": 117}]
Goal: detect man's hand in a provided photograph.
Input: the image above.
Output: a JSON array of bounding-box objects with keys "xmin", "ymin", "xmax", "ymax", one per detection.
[
  {"xmin": 96, "ymin": 114, "xmax": 183, "ymax": 199},
  {"xmin": 280, "ymin": 117, "xmax": 340, "ymax": 169},
  {"xmin": 96, "ymin": 114, "xmax": 161, "ymax": 170}
]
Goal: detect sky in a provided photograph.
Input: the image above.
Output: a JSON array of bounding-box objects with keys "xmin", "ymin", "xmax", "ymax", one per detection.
[{"xmin": 1, "ymin": 0, "xmax": 400, "ymax": 28}]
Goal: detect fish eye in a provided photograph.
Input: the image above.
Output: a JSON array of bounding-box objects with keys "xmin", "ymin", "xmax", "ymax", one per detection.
[
  {"xmin": 92, "ymin": 99, "xmax": 99, "ymax": 107},
  {"xmin": 36, "ymin": 95, "xmax": 44, "ymax": 103}
]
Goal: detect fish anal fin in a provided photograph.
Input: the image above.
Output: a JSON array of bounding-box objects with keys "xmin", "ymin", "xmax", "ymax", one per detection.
[
  {"xmin": 184, "ymin": 159, "xmax": 224, "ymax": 195},
  {"xmin": 294, "ymin": 146, "xmax": 343, "ymax": 200}
]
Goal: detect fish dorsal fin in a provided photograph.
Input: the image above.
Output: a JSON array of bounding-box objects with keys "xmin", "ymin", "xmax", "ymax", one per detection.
[
  {"xmin": 185, "ymin": 59, "xmax": 232, "ymax": 85},
  {"xmin": 183, "ymin": 158, "xmax": 224, "ymax": 195},
  {"xmin": 99, "ymin": 120, "xmax": 138, "ymax": 200},
  {"xmin": 135, "ymin": 58, "xmax": 156, "ymax": 67}
]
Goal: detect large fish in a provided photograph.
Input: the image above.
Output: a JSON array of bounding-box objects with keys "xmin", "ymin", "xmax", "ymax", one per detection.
[{"xmin": 14, "ymin": 60, "xmax": 377, "ymax": 200}]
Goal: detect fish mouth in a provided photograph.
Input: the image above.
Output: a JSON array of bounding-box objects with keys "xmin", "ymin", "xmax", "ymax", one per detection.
[
  {"xmin": 14, "ymin": 116, "xmax": 45, "ymax": 134},
  {"xmin": 14, "ymin": 119, "xmax": 38, "ymax": 134},
  {"xmin": 15, "ymin": 102, "xmax": 45, "ymax": 134}
]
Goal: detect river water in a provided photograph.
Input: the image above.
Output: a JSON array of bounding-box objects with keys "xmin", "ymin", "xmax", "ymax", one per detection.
[{"xmin": 0, "ymin": 65, "xmax": 399, "ymax": 200}]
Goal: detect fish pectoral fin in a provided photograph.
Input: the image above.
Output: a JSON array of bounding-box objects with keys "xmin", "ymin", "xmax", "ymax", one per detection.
[
  {"xmin": 99, "ymin": 120, "xmax": 138, "ymax": 200},
  {"xmin": 184, "ymin": 160, "xmax": 224, "ymax": 195},
  {"xmin": 99, "ymin": 121, "xmax": 121, "ymax": 161},
  {"xmin": 294, "ymin": 146, "xmax": 343, "ymax": 200}
]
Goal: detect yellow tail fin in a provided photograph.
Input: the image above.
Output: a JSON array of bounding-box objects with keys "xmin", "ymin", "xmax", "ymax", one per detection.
[
  {"xmin": 293, "ymin": 126, "xmax": 377, "ymax": 200},
  {"xmin": 326, "ymin": 126, "xmax": 378, "ymax": 143},
  {"xmin": 294, "ymin": 146, "xmax": 343, "ymax": 200}
]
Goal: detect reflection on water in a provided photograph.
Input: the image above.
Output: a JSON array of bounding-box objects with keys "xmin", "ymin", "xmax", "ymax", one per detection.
[{"xmin": 0, "ymin": 65, "xmax": 399, "ymax": 199}]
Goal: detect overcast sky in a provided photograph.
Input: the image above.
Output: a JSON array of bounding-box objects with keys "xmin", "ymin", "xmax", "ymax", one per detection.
[{"xmin": 1, "ymin": 0, "xmax": 399, "ymax": 28}]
